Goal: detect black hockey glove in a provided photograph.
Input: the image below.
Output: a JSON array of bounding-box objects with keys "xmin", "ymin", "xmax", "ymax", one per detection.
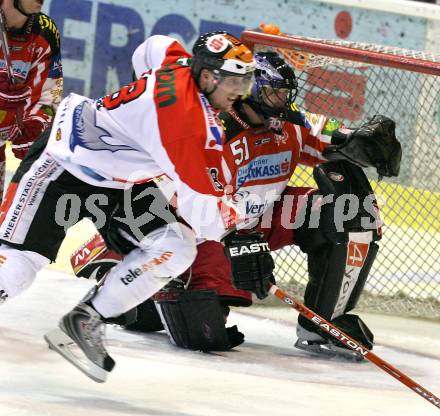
[
  {"xmin": 223, "ymin": 231, "xmax": 275, "ymax": 300},
  {"xmin": 324, "ymin": 115, "xmax": 402, "ymax": 178}
]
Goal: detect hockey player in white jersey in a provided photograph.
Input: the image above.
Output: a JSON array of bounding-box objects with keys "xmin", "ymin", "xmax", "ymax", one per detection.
[
  {"xmin": 72, "ymin": 51, "xmax": 402, "ymax": 360},
  {"xmin": 0, "ymin": 32, "xmax": 255, "ymax": 382}
]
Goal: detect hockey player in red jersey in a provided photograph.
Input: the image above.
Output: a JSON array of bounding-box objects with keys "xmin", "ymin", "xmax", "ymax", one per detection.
[
  {"xmin": 0, "ymin": 0, "xmax": 63, "ymax": 200},
  {"xmin": 0, "ymin": 32, "xmax": 256, "ymax": 382},
  {"xmin": 72, "ymin": 51, "xmax": 401, "ymax": 359}
]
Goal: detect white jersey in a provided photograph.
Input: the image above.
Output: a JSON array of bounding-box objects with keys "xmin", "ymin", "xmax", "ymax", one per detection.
[{"xmin": 46, "ymin": 35, "xmax": 237, "ymax": 241}]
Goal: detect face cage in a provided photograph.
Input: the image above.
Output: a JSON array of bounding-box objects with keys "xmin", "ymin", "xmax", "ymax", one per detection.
[{"xmin": 256, "ymin": 79, "xmax": 298, "ymax": 119}]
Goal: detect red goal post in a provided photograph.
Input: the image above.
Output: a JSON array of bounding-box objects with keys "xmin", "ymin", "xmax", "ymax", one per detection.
[
  {"xmin": 241, "ymin": 28, "xmax": 440, "ymax": 318},
  {"xmin": 241, "ymin": 30, "xmax": 440, "ymax": 75}
]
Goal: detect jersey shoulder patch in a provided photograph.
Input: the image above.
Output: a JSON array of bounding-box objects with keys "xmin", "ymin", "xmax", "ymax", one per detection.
[{"xmin": 33, "ymin": 13, "xmax": 61, "ymax": 54}]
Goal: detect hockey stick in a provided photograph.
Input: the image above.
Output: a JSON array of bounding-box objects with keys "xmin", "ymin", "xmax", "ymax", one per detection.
[
  {"xmin": 0, "ymin": 11, "xmax": 24, "ymax": 202},
  {"xmin": 0, "ymin": 11, "xmax": 24, "ymax": 128},
  {"xmin": 0, "ymin": 12, "xmax": 14, "ymax": 82},
  {"xmin": 269, "ymin": 284, "xmax": 440, "ymax": 410}
]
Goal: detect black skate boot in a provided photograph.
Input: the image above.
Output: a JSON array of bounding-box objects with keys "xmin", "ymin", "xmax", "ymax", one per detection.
[{"xmin": 294, "ymin": 314, "xmax": 374, "ymax": 362}]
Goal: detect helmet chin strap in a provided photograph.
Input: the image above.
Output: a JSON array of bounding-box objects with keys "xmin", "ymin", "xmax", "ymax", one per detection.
[
  {"xmin": 202, "ymin": 84, "xmax": 217, "ymax": 98},
  {"xmin": 13, "ymin": 0, "xmax": 34, "ymax": 17},
  {"xmin": 197, "ymin": 73, "xmax": 218, "ymax": 98}
]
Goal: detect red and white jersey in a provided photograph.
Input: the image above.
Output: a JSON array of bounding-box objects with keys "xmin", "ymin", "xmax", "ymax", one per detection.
[
  {"xmin": 46, "ymin": 35, "xmax": 235, "ymax": 241},
  {"xmin": 0, "ymin": 13, "xmax": 63, "ymax": 143},
  {"xmin": 219, "ymin": 106, "xmax": 335, "ymax": 227}
]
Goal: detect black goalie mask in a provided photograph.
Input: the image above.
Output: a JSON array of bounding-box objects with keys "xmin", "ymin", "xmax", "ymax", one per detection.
[{"xmin": 247, "ymin": 51, "xmax": 298, "ymax": 123}]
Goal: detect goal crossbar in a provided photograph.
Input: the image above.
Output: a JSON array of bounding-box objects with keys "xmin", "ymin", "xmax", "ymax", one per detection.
[{"xmin": 241, "ymin": 30, "xmax": 440, "ymax": 76}]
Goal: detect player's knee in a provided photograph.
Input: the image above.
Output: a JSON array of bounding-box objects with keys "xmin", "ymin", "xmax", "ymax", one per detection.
[
  {"xmin": 169, "ymin": 223, "xmax": 197, "ymax": 274},
  {"xmin": 140, "ymin": 222, "xmax": 196, "ymax": 278},
  {"xmin": 0, "ymin": 245, "xmax": 50, "ymax": 302}
]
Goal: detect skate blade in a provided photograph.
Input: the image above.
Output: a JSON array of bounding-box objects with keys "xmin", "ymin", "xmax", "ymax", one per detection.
[
  {"xmin": 294, "ymin": 339, "xmax": 365, "ymax": 362},
  {"xmin": 44, "ymin": 328, "xmax": 109, "ymax": 383}
]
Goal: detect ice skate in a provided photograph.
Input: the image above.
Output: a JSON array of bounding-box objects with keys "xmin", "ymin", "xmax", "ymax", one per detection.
[
  {"xmin": 44, "ymin": 302, "xmax": 115, "ymax": 383},
  {"xmin": 294, "ymin": 324, "xmax": 365, "ymax": 362}
]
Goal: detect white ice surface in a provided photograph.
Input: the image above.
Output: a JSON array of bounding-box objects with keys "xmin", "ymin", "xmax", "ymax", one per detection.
[{"xmin": 1, "ymin": 269, "xmax": 440, "ymax": 416}]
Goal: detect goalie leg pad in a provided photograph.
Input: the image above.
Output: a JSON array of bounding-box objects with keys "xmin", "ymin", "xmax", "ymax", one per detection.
[
  {"xmin": 156, "ymin": 290, "xmax": 244, "ymax": 351},
  {"xmin": 123, "ymin": 299, "xmax": 164, "ymax": 332},
  {"xmin": 295, "ymin": 161, "xmax": 380, "ymax": 350},
  {"xmin": 332, "ymin": 313, "xmax": 374, "ymax": 349}
]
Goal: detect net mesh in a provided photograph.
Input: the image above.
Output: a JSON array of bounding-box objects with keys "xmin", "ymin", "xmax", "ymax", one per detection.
[{"xmin": 244, "ymin": 30, "xmax": 440, "ymax": 318}]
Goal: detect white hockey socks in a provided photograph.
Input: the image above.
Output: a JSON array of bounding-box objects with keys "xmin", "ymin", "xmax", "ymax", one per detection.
[
  {"xmin": 91, "ymin": 223, "xmax": 196, "ymax": 318},
  {"xmin": 0, "ymin": 245, "xmax": 50, "ymax": 302}
]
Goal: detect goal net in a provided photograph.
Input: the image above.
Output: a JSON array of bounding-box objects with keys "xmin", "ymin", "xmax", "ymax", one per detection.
[{"xmin": 241, "ymin": 28, "xmax": 440, "ymax": 319}]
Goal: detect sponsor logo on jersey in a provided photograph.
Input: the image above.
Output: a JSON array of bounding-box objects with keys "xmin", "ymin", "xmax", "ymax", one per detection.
[
  {"xmin": 156, "ymin": 63, "xmax": 177, "ymax": 108},
  {"xmin": 120, "ymin": 251, "xmax": 173, "ymax": 285},
  {"xmin": 1, "ymin": 59, "xmax": 31, "ymax": 78},
  {"xmin": 0, "ymin": 255, "xmax": 6, "ymax": 265},
  {"xmin": 274, "ymin": 130, "xmax": 288, "ymax": 146},
  {"xmin": 267, "ymin": 117, "xmax": 285, "ymax": 132},
  {"xmin": 55, "ymin": 128, "xmax": 61, "ymax": 141},
  {"xmin": 228, "ymin": 109, "xmax": 251, "ymax": 130},
  {"xmin": 236, "ymin": 151, "xmax": 292, "ymax": 187},
  {"xmin": 245, "ymin": 200, "xmax": 269, "ymax": 216},
  {"xmin": 200, "ymin": 94, "xmax": 222, "ymax": 150},
  {"xmin": 2, "ymin": 158, "xmax": 60, "ymax": 240},
  {"xmin": 254, "ymin": 137, "xmax": 271, "ymax": 146},
  {"xmin": 39, "ymin": 14, "xmax": 61, "ymax": 48},
  {"xmin": 219, "ymin": 200, "xmax": 240, "ymax": 230}
]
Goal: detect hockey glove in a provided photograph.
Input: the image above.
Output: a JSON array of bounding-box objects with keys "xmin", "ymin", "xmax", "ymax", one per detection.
[
  {"xmin": 9, "ymin": 117, "xmax": 48, "ymax": 159},
  {"xmin": 223, "ymin": 231, "xmax": 275, "ymax": 299},
  {"xmin": 0, "ymin": 71, "xmax": 31, "ymax": 112},
  {"xmin": 324, "ymin": 114, "xmax": 402, "ymax": 178}
]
